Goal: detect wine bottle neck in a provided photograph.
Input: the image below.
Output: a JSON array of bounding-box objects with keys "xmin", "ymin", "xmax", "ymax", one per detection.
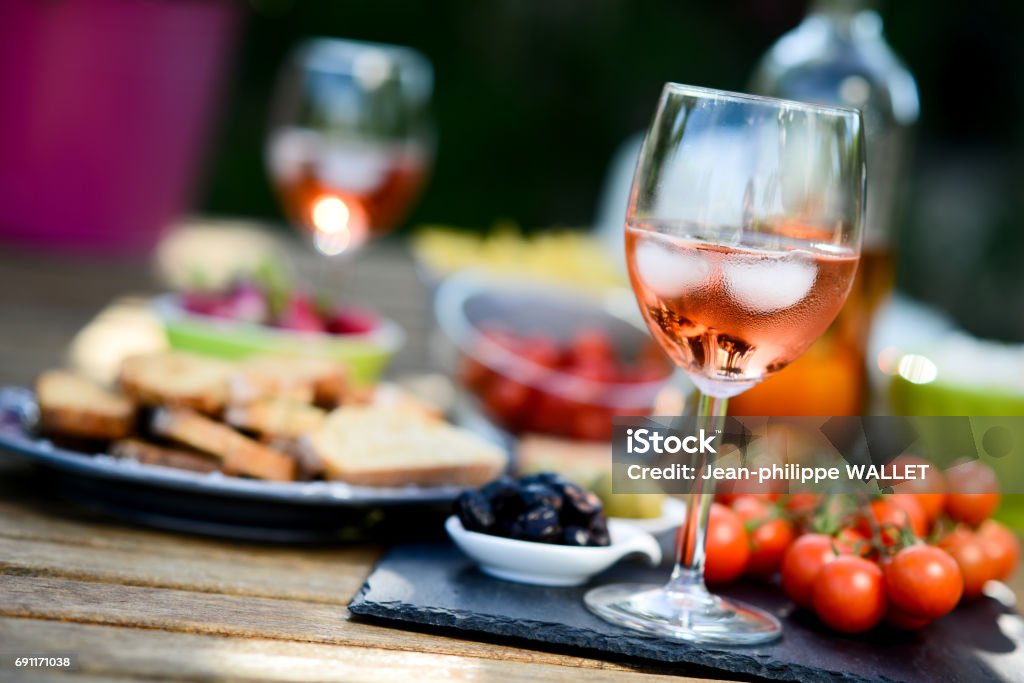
[
  {"xmin": 806, "ymin": 0, "xmax": 885, "ymax": 41},
  {"xmin": 809, "ymin": 0, "xmax": 877, "ymax": 13}
]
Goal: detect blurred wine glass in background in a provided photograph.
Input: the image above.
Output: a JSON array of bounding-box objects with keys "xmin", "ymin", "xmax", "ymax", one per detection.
[{"xmin": 266, "ymin": 38, "xmax": 434, "ymax": 258}]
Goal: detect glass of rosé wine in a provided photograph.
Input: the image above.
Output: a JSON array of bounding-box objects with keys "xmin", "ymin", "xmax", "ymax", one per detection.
[
  {"xmin": 584, "ymin": 84, "xmax": 864, "ymax": 644},
  {"xmin": 266, "ymin": 38, "xmax": 433, "ymax": 257}
]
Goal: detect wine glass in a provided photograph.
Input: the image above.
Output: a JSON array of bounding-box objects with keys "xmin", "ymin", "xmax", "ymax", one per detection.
[
  {"xmin": 584, "ymin": 84, "xmax": 864, "ymax": 644},
  {"xmin": 266, "ymin": 38, "xmax": 434, "ymax": 257}
]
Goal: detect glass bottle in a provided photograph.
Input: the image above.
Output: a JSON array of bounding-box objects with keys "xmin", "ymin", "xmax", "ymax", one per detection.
[{"xmin": 731, "ymin": 0, "xmax": 920, "ymax": 416}]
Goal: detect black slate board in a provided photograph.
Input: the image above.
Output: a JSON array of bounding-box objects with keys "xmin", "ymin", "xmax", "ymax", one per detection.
[{"xmin": 349, "ymin": 543, "xmax": 1024, "ymax": 683}]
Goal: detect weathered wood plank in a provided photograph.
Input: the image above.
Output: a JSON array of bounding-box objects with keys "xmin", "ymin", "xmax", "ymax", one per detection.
[
  {"xmin": 0, "ymin": 576, "xmax": 660, "ymax": 673},
  {"xmin": 0, "ymin": 536, "xmax": 366, "ymax": 605},
  {"xmin": 0, "ymin": 617, "xmax": 720, "ymax": 683},
  {"xmin": 0, "ymin": 493, "xmax": 380, "ymax": 577},
  {"xmin": 3, "ymin": 673, "xmax": 135, "ymax": 683}
]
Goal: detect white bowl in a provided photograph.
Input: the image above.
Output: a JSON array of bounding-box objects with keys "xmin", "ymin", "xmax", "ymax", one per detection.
[{"xmin": 445, "ymin": 515, "xmax": 662, "ymax": 587}]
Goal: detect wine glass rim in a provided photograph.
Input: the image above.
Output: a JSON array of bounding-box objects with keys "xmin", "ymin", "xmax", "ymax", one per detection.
[
  {"xmin": 662, "ymin": 82, "xmax": 862, "ymax": 119},
  {"xmin": 297, "ymin": 37, "xmax": 433, "ymax": 74}
]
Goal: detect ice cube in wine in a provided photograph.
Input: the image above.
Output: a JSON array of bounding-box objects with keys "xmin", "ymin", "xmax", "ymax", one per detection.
[{"xmin": 625, "ymin": 223, "xmax": 858, "ymax": 397}]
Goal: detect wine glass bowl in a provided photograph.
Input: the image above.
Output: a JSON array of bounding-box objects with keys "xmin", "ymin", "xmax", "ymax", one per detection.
[
  {"xmin": 266, "ymin": 38, "xmax": 433, "ymax": 256},
  {"xmin": 585, "ymin": 83, "xmax": 864, "ymax": 644}
]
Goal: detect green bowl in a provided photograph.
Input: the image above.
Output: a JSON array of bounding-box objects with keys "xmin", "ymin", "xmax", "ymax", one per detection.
[
  {"xmin": 153, "ymin": 295, "xmax": 404, "ymax": 386},
  {"xmin": 890, "ymin": 375, "xmax": 1024, "ymax": 416},
  {"xmin": 890, "ymin": 373, "xmax": 1024, "ymax": 530}
]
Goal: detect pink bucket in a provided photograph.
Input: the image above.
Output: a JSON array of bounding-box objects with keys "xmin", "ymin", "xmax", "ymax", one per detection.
[{"xmin": 0, "ymin": 0, "xmax": 240, "ymax": 255}]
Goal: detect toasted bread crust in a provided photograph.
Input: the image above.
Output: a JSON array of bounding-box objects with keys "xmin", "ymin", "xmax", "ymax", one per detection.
[
  {"xmin": 309, "ymin": 406, "xmax": 506, "ymax": 487},
  {"xmin": 261, "ymin": 436, "xmax": 325, "ymax": 481},
  {"xmin": 36, "ymin": 370, "xmax": 135, "ymax": 440},
  {"xmin": 236, "ymin": 355, "xmax": 348, "ymax": 409},
  {"xmin": 151, "ymin": 408, "xmax": 296, "ymax": 482},
  {"xmin": 118, "ymin": 352, "xmax": 233, "ymax": 415},
  {"xmin": 225, "ymin": 399, "xmax": 325, "ymax": 440},
  {"xmin": 110, "ymin": 438, "xmax": 221, "ymax": 474},
  {"xmin": 325, "ymin": 461, "xmax": 505, "ymax": 488}
]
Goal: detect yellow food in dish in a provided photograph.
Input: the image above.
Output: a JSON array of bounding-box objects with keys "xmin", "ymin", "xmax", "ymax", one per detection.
[{"xmin": 413, "ymin": 224, "xmax": 623, "ymax": 291}]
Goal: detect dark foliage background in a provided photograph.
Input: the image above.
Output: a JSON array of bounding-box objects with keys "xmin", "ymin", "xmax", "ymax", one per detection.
[{"xmin": 200, "ymin": 0, "xmax": 1024, "ymax": 340}]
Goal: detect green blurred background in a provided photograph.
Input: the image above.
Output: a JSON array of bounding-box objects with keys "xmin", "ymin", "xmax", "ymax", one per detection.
[{"xmin": 201, "ymin": 0, "xmax": 1024, "ymax": 342}]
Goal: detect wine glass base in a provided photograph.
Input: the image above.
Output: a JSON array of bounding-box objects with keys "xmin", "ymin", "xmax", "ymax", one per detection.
[{"xmin": 584, "ymin": 582, "xmax": 782, "ymax": 645}]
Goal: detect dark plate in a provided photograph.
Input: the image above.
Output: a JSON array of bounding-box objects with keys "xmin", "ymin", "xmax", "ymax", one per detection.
[{"xmin": 0, "ymin": 387, "xmax": 465, "ymax": 542}]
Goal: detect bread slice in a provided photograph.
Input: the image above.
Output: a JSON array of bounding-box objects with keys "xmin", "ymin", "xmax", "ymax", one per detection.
[
  {"xmin": 36, "ymin": 370, "xmax": 135, "ymax": 440},
  {"xmin": 261, "ymin": 436, "xmax": 325, "ymax": 481},
  {"xmin": 225, "ymin": 399, "xmax": 326, "ymax": 440},
  {"xmin": 119, "ymin": 352, "xmax": 235, "ymax": 414},
  {"xmin": 233, "ymin": 355, "xmax": 347, "ymax": 408},
  {"xmin": 111, "ymin": 438, "xmax": 221, "ymax": 474},
  {"xmin": 308, "ymin": 406, "xmax": 507, "ymax": 487},
  {"xmin": 151, "ymin": 408, "xmax": 296, "ymax": 482},
  {"xmin": 341, "ymin": 382, "xmax": 442, "ymax": 420}
]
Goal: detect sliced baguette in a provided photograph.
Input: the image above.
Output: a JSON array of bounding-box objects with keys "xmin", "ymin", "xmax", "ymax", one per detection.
[
  {"xmin": 234, "ymin": 355, "xmax": 347, "ymax": 408},
  {"xmin": 36, "ymin": 370, "xmax": 135, "ymax": 440},
  {"xmin": 341, "ymin": 381, "xmax": 442, "ymax": 420},
  {"xmin": 308, "ymin": 406, "xmax": 507, "ymax": 487},
  {"xmin": 111, "ymin": 438, "xmax": 221, "ymax": 474},
  {"xmin": 225, "ymin": 399, "xmax": 326, "ymax": 440},
  {"xmin": 119, "ymin": 352, "xmax": 235, "ymax": 414},
  {"xmin": 151, "ymin": 408, "xmax": 296, "ymax": 482},
  {"xmin": 261, "ymin": 436, "xmax": 325, "ymax": 481}
]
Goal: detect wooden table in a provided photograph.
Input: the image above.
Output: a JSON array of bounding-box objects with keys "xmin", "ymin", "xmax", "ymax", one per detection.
[{"xmin": 0, "ymin": 230, "xmax": 723, "ymax": 683}]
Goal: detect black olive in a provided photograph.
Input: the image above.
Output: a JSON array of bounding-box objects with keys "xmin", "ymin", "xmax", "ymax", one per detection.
[
  {"xmin": 515, "ymin": 506, "xmax": 561, "ymax": 542},
  {"xmin": 562, "ymin": 525, "xmax": 592, "ymax": 546},
  {"xmin": 456, "ymin": 491, "xmax": 495, "ymax": 532},
  {"xmin": 482, "ymin": 476, "xmax": 524, "ymax": 520},
  {"xmin": 587, "ymin": 515, "xmax": 610, "ymax": 546},
  {"xmin": 519, "ymin": 471, "xmax": 568, "ymax": 489},
  {"xmin": 481, "ymin": 475, "xmax": 517, "ymax": 499},
  {"xmin": 561, "ymin": 482, "xmax": 603, "ymax": 524},
  {"xmin": 519, "ymin": 483, "xmax": 563, "ymax": 512}
]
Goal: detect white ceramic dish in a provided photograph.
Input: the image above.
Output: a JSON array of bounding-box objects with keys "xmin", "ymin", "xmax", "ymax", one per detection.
[
  {"xmin": 610, "ymin": 497, "xmax": 686, "ymax": 537},
  {"xmin": 445, "ymin": 515, "xmax": 662, "ymax": 587}
]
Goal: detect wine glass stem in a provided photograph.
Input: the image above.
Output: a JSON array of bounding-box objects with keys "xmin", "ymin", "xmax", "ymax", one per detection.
[{"xmin": 668, "ymin": 391, "xmax": 728, "ymax": 593}]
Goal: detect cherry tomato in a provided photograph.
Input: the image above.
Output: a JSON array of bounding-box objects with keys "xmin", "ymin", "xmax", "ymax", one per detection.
[
  {"xmin": 977, "ymin": 519, "xmax": 1021, "ymax": 581},
  {"xmin": 731, "ymin": 497, "xmax": 795, "ymax": 578},
  {"xmin": 781, "ymin": 533, "xmax": 841, "ymax": 609},
  {"xmin": 939, "ymin": 528, "xmax": 997, "ymax": 600},
  {"xmin": 459, "ymin": 357, "xmax": 493, "ymax": 393},
  {"xmin": 715, "ymin": 486, "xmax": 783, "ymax": 506},
  {"xmin": 567, "ymin": 404, "xmax": 614, "ymax": 441},
  {"xmin": 483, "ymin": 377, "xmax": 532, "ymax": 429},
  {"xmin": 883, "ymin": 545, "xmax": 963, "ymax": 620},
  {"xmin": 703, "ymin": 503, "xmax": 750, "ymax": 585},
  {"xmin": 885, "ymin": 606, "xmax": 931, "ymax": 631},
  {"xmin": 812, "ymin": 556, "xmax": 887, "ymax": 633},
  {"xmin": 886, "ymin": 454, "xmax": 947, "ymax": 523},
  {"xmin": 858, "ymin": 495, "xmax": 926, "ymax": 546},
  {"xmin": 945, "ymin": 460, "xmax": 1000, "ymax": 526},
  {"xmin": 888, "ymin": 494, "xmax": 928, "ymax": 537},
  {"xmin": 526, "ymin": 391, "xmax": 573, "ymax": 436},
  {"xmin": 835, "ymin": 527, "xmax": 874, "ymax": 559},
  {"xmin": 569, "ymin": 358, "xmax": 619, "ymax": 384},
  {"xmin": 784, "ymin": 493, "xmax": 822, "ymax": 519},
  {"xmin": 519, "ymin": 339, "xmax": 561, "ymax": 372},
  {"xmin": 567, "ymin": 329, "xmax": 617, "ymax": 366}
]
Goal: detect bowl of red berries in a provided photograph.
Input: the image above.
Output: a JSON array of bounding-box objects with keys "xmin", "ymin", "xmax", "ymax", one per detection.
[
  {"xmin": 434, "ymin": 272, "xmax": 673, "ymax": 441},
  {"xmin": 154, "ymin": 276, "xmax": 403, "ymax": 386}
]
